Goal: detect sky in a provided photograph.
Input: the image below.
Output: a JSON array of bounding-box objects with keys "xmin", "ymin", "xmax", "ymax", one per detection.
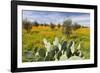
[{"xmin": 22, "ymin": 10, "xmax": 90, "ymax": 27}]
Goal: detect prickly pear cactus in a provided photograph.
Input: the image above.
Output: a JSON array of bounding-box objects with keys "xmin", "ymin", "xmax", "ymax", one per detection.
[
  {"xmin": 68, "ymin": 56, "xmax": 83, "ymax": 60},
  {"xmin": 24, "ymin": 37, "xmax": 85, "ymax": 62}
]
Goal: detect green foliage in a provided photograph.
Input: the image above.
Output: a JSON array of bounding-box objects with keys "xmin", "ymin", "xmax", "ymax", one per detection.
[
  {"xmin": 22, "ymin": 36, "xmax": 87, "ymax": 62},
  {"xmin": 73, "ymin": 22, "xmax": 81, "ymax": 30},
  {"xmin": 62, "ymin": 19, "xmax": 72, "ymax": 37},
  {"xmin": 22, "ymin": 19, "xmax": 32, "ymax": 33},
  {"xmin": 38, "ymin": 48, "xmax": 46, "ymax": 57},
  {"xmin": 56, "ymin": 51, "xmax": 62, "ymax": 60},
  {"xmin": 57, "ymin": 23, "xmax": 61, "ymax": 28},
  {"xmin": 33, "ymin": 21, "xmax": 39, "ymax": 27},
  {"xmin": 50, "ymin": 22, "xmax": 56, "ymax": 29}
]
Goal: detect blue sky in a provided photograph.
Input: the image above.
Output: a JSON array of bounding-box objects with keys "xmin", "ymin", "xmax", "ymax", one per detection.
[{"xmin": 22, "ymin": 10, "xmax": 90, "ymax": 26}]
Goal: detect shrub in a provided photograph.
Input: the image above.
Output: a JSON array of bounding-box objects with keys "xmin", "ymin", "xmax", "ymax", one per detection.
[
  {"xmin": 50, "ymin": 22, "xmax": 56, "ymax": 29},
  {"xmin": 22, "ymin": 19, "xmax": 32, "ymax": 33},
  {"xmin": 73, "ymin": 22, "xmax": 81, "ymax": 30}
]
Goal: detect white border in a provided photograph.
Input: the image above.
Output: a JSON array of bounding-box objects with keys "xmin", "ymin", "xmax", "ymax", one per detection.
[{"xmin": 17, "ymin": 5, "xmax": 94, "ymax": 68}]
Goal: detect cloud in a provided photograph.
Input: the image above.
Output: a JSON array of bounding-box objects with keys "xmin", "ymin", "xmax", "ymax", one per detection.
[
  {"xmin": 22, "ymin": 10, "xmax": 90, "ymax": 26},
  {"xmin": 66, "ymin": 14, "xmax": 90, "ymax": 26}
]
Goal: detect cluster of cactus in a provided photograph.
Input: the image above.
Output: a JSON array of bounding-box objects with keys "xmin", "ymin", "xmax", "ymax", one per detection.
[{"xmin": 23, "ymin": 37, "xmax": 84, "ymax": 62}]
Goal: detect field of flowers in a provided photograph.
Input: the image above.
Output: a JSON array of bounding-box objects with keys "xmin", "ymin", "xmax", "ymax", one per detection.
[{"xmin": 22, "ymin": 26, "xmax": 90, "ymax": 62}]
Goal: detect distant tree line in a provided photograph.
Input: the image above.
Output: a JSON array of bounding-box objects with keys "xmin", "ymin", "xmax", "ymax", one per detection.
[
  {"xmin": 22, "ymin": 19, "xmax": 88, "ymax": 34},
  {"xmin": 22, "ymin": 19, "xmax": 61, "ymax": 32}
]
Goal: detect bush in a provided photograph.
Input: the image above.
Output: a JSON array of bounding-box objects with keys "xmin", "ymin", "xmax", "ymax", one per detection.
[
  {"xmin": 33, "ymin": 21, "xmax": 39, "ymax": 27},
  {"xmin": 50, "ymin": 22, "xmax": 56, "ymax": 29},
  {"xmin": 73, "ymin": 22, "xmax": 81, "ymax": 30},
  {"xmin": 22, "ymin": 19, "xmax": 32, "ymax": 33},
  {"xmin": 57, "ymin": 24, "xmax": 61, "ymax": 28}
]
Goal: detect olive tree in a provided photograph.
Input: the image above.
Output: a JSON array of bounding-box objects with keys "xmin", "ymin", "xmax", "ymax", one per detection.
[{"xmin": 62, "ymin": 19, "xmax": 72, "ymax": 37}]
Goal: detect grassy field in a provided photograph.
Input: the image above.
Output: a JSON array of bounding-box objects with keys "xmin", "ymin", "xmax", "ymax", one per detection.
[{"xmin": 22, "ymin": 26, "xmax": 90, "ymax": 62}]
